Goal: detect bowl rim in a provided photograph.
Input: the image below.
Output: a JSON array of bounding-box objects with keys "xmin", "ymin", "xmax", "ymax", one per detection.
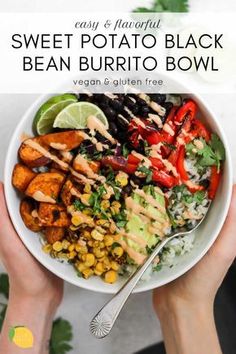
[{"xmin": 4, "ymin": 87, "xmax": 233, "ymax": 294}]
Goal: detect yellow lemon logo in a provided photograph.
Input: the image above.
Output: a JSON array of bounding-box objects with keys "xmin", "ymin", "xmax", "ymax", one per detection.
[{"xmin": 9, "ymin": 326, "xmax": 34, "ymax": 349}]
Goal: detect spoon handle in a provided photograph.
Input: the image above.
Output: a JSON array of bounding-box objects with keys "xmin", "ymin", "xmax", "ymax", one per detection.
[{"xmin": 90, "ymin": 236, "xmax": 171, "ymax": 339}]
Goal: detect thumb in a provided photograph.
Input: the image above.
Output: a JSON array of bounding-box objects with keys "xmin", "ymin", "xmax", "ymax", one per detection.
[{"xmin": 209, "ymin": 184, "xmax": 236, "ymax": 266}]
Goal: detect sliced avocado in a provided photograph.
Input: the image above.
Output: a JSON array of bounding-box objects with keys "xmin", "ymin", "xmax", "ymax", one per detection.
[{"xmin": 125, "ymin": 186, "xmax": 169, "ymax": 256}]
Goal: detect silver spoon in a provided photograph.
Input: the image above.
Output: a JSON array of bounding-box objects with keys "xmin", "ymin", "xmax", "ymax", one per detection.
[{"xmin": 90, "ymin": 202, "xmax": 211, "ymax": 339}]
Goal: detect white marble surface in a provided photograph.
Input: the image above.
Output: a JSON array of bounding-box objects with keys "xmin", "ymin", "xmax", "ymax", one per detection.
[{"xmin": 0, "ymin": 1, "xmax": 236, "ymax": 354}]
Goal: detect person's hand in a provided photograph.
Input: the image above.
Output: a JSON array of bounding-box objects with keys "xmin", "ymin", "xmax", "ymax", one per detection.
[
  {"xmin": 153, "ymin": 185, "xmax": 236, "ymax": 354},
  {"xmin": 0, "ymin": 182, "xmax": 63, "ymax": 306},
  {"xmin": 0, "ymin": 182, "xmax": 64, "ymax": 353}
]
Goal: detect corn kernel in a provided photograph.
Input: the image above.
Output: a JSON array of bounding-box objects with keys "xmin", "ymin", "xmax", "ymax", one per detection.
[
  {"xmin": 103, "ymin": 257, "xmax": 111, "ymax": 271},
  {"xmin": 104, "ymin": 235, "xmax": 114, "ymax": 247},
  {"xmin": 84, "ymin": 183, "xmax": 91, "ymax": 193},
  {"xmin": 95, "ymin": 262, "xmax": 105, "ymax": 273},
  {"xmin": 80, "ymin": 193, "xmax": 91, "ymax": 206},
  {"xmin": 68, "ymin": 251, "xmax": 77, "ymax": 259},
  {"xmin": 62, "ymin": 240, "xmax": 70, "ymax": 249},
  {"xmin": 115, "ymin": 171, "xmax": 128, "ymax": 187},
  {"xmin": 88, "ymin": 240, "xmax": 94, "ymax": 247},
  {"xmin": 95, "ymin": 226, "xmax": 106, "ymax": 234},
  {"xmin": 52, "ymin": 241, "xmax": 63, "ymax": 252},
  {"xmin": 84, "ymin": 253, "xmax": 95, "ymax": 267},
  {"xmin": 111, "ymin": 201, "xmax": 121, "ymax": 209},
  {"xmin": 83, "ymin": 230, "xmax": 91, "ymax": 239},
  {"xmin": 77, "ymin": 262, "xmax": 87, "ymax": 272},
  {"xmin": 71, "ymin": 215, "xmax": 83, "ymax": 226},
  {"xmin": 96, "ymin": 219, "xmax": 110, "ymax": 228},
  {"xmin": 104, "ymin": 270, "xmax": 117, "ymax": 284},
  {"xmin": 91, "ymin": 229, "xmax": 104, "ymax": 241},
  {"xmin": 42, "ymin": 244, "xmax": 52, "ymax": 254},
  {"xmin": 101, "ymin": 200, "xmax": 110, "ymax": 210},
  {"xmin": 111, "ymin": 261, "xmax": 119, "ymax": 271},
  {"xmin": 99, "ymin": 242, "xmax": 105, "ymax": 248},
  {"xmin": 112, "ymin": 246, "xmax": 124, "ymax": 258},
  {"xmin": 83, "ymin": 208, "xmax": 92, "ymax": 216},
  {"xmin": 68, "ymin": 244, "xmax": 75, "ymax": 252},
  {"xmin": 93, "ymin": 248, "xmax": 105, "ymax": 258},
  {"xmin": 82, "ymin": 268, "xmax": 94, "ymax": 279},
  {"xmin": 79, "ymin": 246, "xmax": 88, "ymax": 254}
]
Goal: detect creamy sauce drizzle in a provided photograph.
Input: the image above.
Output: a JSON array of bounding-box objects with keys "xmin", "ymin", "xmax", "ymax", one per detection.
[
  {"xmin": 134, "ymin": 188, "xmax": 166, "ymax": 214},
  {"xmin": 25, "ymin": 139, "xmax": 95, "ymax": 185},
  {"xmin": 150, "ymin": 148, "xmax": 179, "ymax": 177},
  {"xmin": 32, "ymin": 191, "xmax": 56, "ymax": 204},
  {"xmin": 148, "ymin": 114, "xmax": 163, "ymax": 128},
  {"xmin": 118, "ymin": 239, "xmax": 146, "ymax": 265},
  {"xmin": 163, "ymin": 123, "xmax": 175, "ymax": 136},
  {"xmin": 87, "ymin": 115, "xmax": 116, "ymax": 144},
  {"xmin": 133, "ymin": 117, "xmax": 146, "ymax": 129},
  {"xmin": 50, "ymin": 142, "xmax": 67, "ymax": 150},
  {"xmin": 131, "ymin": 151, "xmax": 151, "ymax": 168},
  {"xmin": 125, "ymin": 197, "xmax": 166, "ymax": 224},
  {"xmin": 74, "ymin": 154, "xmax": 105, "ymax": 183}
]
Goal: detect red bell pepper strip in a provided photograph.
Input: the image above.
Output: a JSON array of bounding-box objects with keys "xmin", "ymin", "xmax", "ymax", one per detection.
[
  {"xmin": 176, "ymin": 146, "xmax": 204, "ymax": 193},
  {"xmin": 152, "ymin": 170, "xmax": 177, "ymax": 188},
  {"xmin": 101, "ymin": 156, "xmax": 137, "ymax": 174},
  {"xmin": 191, "ymin": 119, "xmax": 211, "ymax": 142},
  {"xmin": 208, "ymin": 166, "xmax": 221, "ymax": 199},
  {"xmin": 127, "ymin": 154, "xmax": 141, "ymax": 165},
  {"xmin": 174, "ymin": 100, "xmax": 197, "ymax": 124},
  {"xmin": 149, "ymin": 157, "xmax": 164, "ymax": 169}
]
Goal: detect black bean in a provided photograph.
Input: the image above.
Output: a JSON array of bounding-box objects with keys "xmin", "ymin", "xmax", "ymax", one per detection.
[
  {"xmin": 117, "ymin": 115, "xmax": 129, "ymax": 129},
  {"xmin": 102, "ymin": 107, "xmax": 117, "ymax": 121},
  {"xmin": 132, "ymin": 95, "xmax": 146, "ymax": 107},
  {"xmin": 124, "ymin": 96, "xmax": 136, "ymax": 109},
  {"xmin": 93, "ymin": 94, "xmax": 104, "ymax": 103},
  {"xmin": 131, "ymin": 176, "xmax": 144, "ymax": 187},
  {"xmin": 139, "ymin": 105, "xmax": 150, "ymax": 117},
  {"xmin": 163, "ymin": 102, "xmax": 174, "ymax": 118},
  {"xmin": 109, "ymin": 122, "xmax": 118, "ymax": 135},
  {"xmin": 122, "ymin": 185, "xmax": 132, "ymax": 196},
  {"xmin": 149, "ymin": 94, "xmax": 166, "ymax": 104},
  {"xmin": 110, "ymin": 100, "xmax": 123, "ymax": 112}
]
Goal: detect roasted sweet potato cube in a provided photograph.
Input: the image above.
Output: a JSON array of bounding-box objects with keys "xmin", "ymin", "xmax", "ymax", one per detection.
[
  {"xmin": 40, "ymin": 131, "xmax": 84, "ymax": 151},
  {"xmin": 20, "ymin": 198, "xmax": 42, "ymax": 232},
  {"xmin": 25, "ymin": 172, "xmax": 65, "ymax": 203},
  {"xmin": 18, "ymin": 137, "xmax": 51, "ymax": 168},
  {"xmin": 60, "ymin": 179, "xmax": 81, "ymax": 207},
  {"xmin": 43, "ymin": 227, "xmax": 65, "ymax": 244},
  {"xmin": 12, "ymin": 164, "xmax": 36, "ymax": 192},
  {"xmin": 73, "ymin": 159, "xmax": 100, "ymax": 174},
  {"xmin": 38, "ymin": 203, "xmax": 70, "ymax": 227}
]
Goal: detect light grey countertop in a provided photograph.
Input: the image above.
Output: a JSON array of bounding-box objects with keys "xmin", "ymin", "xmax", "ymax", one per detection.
[{"xmin": 0, "ymin": 1, "xmax": 236, "ymax": 353}]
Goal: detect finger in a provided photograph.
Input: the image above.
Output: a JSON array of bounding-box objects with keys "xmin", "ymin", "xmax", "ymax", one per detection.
[
  {"xmin": 0, "ymin": 182, "xmax": 25, "ymax": 254},
  {"xmin": 209, "ymin": 184, "xmax": 236, "ymax": 264}
]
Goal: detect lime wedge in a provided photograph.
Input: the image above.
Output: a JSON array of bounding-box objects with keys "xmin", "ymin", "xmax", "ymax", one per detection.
[
  {"xmin": 53, "ymin": 102, "xmax": 108, "ymax": 130},
  {"xmin": 34, "ymin": 94, "xmax": 78, "ymax": 135}
]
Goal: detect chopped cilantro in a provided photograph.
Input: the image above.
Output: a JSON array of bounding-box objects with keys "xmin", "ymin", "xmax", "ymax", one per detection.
[
  {"xmin": 133, "ymin": 0, "xmax": 189, "ymax": 13},
  {"xmin": 186, "ymin": 134, "xmax": 225, "ymax": 171},
  {"xmin": 113, "ymin": 209, "xmax": 128, "ymax": 228},
  {"xmin": 137, "ymin": 165, "xmax": 153, "ymax": 183},
  {"xmin": 153, "ymin": 264, "xmax": 162, "ymax": 272},
  {"xmin": 122, "ymin": 143, "xmax": 130, "ymax": 158},
  {"xmin": 111, "ymin": 242, "xmax": 121, "ymax": 250},
  {"xmin": 73, "ymin": 199, "xmax": 86, "ymax": 211}
]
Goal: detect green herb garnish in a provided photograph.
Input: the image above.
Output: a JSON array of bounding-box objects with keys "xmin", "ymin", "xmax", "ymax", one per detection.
[
  {"xmin": 153, "ymin": 264, "xmax": 162, "ymax": 272},
  {"xmin": 50, "ymin": 318, "xmax": 73, "ymax": 354},
  {"xmin": 186, "ymin": 134, "xmax": 225, "ymax": 172},
  {"xmin": 137, "ymin": 165, "xmax": 153, "ymax": 183},
  {"xmin": 133, "ymin": 0, "xmax": 189, "ymax": 13}
]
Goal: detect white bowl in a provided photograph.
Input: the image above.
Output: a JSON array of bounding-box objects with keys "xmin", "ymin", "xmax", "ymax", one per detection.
[{"xmin": 4, "ymin": 84, "xmax": 233, "ymax": 294}]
